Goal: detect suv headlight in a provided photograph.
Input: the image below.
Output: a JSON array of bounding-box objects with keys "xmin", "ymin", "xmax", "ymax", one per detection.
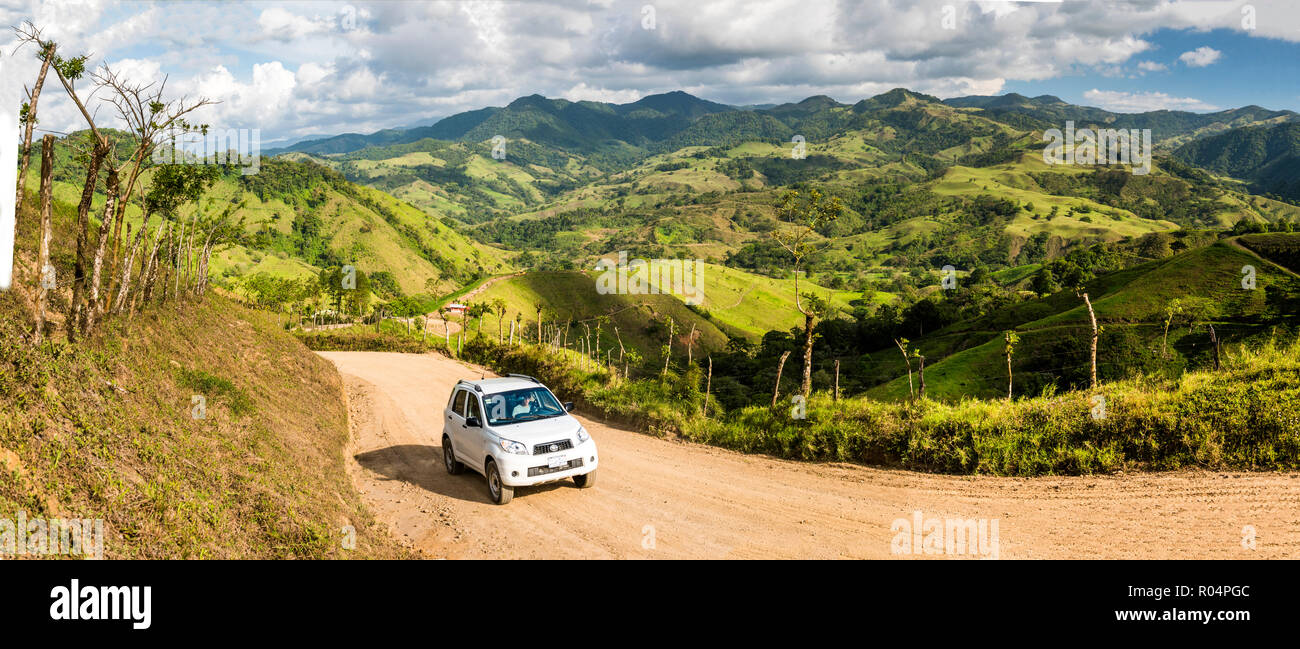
[
  {"xmin": 576, "ymin": 426, "xmax": 590, "ymax": 443},
  {"xmin": 499, "ymin": 438, "xmax": 528, "ymax": 455}
]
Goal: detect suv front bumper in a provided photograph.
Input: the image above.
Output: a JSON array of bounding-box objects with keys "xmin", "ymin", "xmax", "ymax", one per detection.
[{"xmin": 496, "ymin": 440, "xmax": 598, "ymax": 487}]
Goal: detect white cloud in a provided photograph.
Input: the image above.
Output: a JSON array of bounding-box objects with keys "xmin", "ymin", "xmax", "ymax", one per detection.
[
  {"xmin": 3, "ymin": 0, "xmax": 1294, "ymax": 141},
  {"xmin": 561, "ymin": 83, "xmax": 642, "ymax": 104},
  {"xmin": 1178, "ymin": 46, "xmax": 1222, "ymax": 67},
  {"xmin": 1082, "ymin": 89, "xmax": 1218, "ymax": 113}
]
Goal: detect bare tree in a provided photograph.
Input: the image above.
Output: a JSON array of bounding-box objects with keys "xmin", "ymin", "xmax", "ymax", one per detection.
[
  {"xmin": 833, "ymin": 359, "xmax": 840, "ymax": 402},
  {"xmin": 704, "ymin": 356, "xmax": 713, "ymax": 416},
  {"xmin": 679, "ymin": 322, "xmax": 698, "ymax": 366},
  {"xmin": 49, "ymin": 48, "xmax": 107, "ymax": 338},
  {"xmin": 92, "ymin": 64, "xmax": 214, "ymax": 305},
  {"xmin": 12, "ymin": 22, "xmax": 55, "ymax": 211},
  {"xmin": 894, "ymin": 337, "xmax": 914, "ymax": 398},
  {"xmin": 772, "ymin": 188, "xmax": 842, "ymax": 397},
  {"xmin": 1077, "ymin": 290, "xmax": 1099, "ymax": 391},
  {"xmin": 916, "ymin": 351, "xmax": 926, "ymax": 400},
  {"xmin": 1161, "ymin": 298, "xmax": 1182, "ymax": 360},
  {"xmin": 1003, "ymin": 330, "xmax": 1020, "ymax": 401},
  {"xmin": 660, "ymin": 314, "xmax": 676, "ymax": 376},
  {"xmin": 772, "ymin": 350, "xmax": 792, "ymax": 407}
]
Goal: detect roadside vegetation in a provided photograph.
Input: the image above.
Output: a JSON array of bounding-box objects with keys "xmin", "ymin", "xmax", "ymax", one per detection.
[
  {"xmin": 460, "ymin": 333, "xmax": 1300, "ymax": 476},
  {"xmin": 0, "ymin": 288, "xmax": 409, "ymax": 558}
]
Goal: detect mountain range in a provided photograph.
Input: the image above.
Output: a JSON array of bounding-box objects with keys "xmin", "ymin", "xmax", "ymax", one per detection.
[{"xmin": 270, "ymin": 88, "xmax": 1298, "ymax": 160}]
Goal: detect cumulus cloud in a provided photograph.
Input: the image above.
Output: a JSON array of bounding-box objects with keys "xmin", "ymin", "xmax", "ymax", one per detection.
[
  {"xmin": 1179, "ymin": 46, "xmax": 1222, "ymax": 67},
  {"xmin": 1083, "ymin": 89, "xmax": 1218, "ymax": 113},
  {"xmin": 0, "ymin": 0, "xmax": 1292, "ymax": 142}
]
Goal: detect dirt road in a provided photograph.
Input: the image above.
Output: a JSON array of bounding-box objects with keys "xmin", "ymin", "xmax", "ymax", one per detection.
[{"xmin": 320, "ymin": 351, "xmax": 1300, "ymax": 559}]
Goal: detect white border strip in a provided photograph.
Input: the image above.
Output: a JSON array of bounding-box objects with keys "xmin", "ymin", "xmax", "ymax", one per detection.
[{"xmin": 0, "ymin": 54, "xmax": 20, "ymax": 292}]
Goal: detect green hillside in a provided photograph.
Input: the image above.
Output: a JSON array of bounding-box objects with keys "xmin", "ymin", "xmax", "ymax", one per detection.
[
  {"xmin": 461, "ymin": 270, "xmax": 728, "ymax": 365},
  {"xmin": 25, "ymin": 138, "xmax": 513, "ymax": 300},
  {"xmin": 1174, "ymin": 122, "xmax": 1300, "ymax": 201},
  {"xmin": 866, "ymin": 235, "xmax": 1300, "ymax": 401}
]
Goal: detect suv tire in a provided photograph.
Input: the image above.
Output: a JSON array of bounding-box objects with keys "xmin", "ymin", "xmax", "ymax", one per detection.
[
  {"xmin": 573, "ymin": 471, "xmax": 596, "ymax": 489},
  {"xmin": 486, "ymin": 459, "xmax": 513, "ymax": 505},
  {"xmin": 442, "ymin": 435, "xmax": 464, "ymax": 475}
]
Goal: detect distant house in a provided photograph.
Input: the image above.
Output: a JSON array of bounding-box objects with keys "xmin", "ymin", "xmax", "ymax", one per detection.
[{"xmin": 446, "ymin": 303, "xmax": 468, "ymax": 315}]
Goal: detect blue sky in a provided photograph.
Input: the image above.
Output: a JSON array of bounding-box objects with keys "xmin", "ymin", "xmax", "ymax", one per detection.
[
  {"xmin": 1005, "ymin": 27, "xmax": 1300, "ymax": 112},
  {"xmin": 3, "ymin": 1, "xmax": 1299, "ymax": 143}
]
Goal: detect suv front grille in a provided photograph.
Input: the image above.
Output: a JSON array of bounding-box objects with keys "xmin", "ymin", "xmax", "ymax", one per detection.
[
  {"xmin": 528, "ymin": 458, "xmax": 584, "ymax": 477},
  {"xmin": 532, "ymin": 439, "xmax": 573, "ymax": 455}
]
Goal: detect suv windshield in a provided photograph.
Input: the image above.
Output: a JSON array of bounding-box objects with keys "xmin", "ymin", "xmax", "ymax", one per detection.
[{"xmin": 482, "ymin": 387, "xmax": 565, "ymax": 426}]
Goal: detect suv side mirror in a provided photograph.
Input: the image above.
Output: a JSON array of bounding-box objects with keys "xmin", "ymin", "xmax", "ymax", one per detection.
[
  {"xmin": 563, "ymin": 402, "xmax": 575, "ymax": 412},
  {"xmin": 465, "ymin": 416, "xmax": 482, "ymax": 428}
]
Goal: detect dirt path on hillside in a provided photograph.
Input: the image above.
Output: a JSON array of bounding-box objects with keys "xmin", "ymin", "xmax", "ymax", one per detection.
[
  {"xmin": 320, "ymin": 351, "xmax": 1300, "ymax": 559},
  {"xmin": 1228, "ymin": 236, "xmax": 1300, "ymax": 279}
]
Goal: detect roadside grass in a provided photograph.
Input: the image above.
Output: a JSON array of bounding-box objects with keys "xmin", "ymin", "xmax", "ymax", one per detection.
[
  {"xmin": 459, "ymin": 334, "xmax": 1300, "ymax": 476},
  {"xmin": 0, "ymin": 206, "xmax": 409, "ymax": 558}
]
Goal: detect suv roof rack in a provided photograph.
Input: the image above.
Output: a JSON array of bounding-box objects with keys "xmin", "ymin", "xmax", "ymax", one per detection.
[
  {"xmin": 506, "ymin": 373, "xmax": 539, "ymax": 383},
  {"xmin": 455, "ymin": 379, "xmax": 483, "ymax": 392}
]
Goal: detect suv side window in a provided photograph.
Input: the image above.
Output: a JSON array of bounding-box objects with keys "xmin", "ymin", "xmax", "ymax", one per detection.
[
  {"xmin": 451, "ymin": 389, "xmax": 467, "ymax": 416},
  {"xmin": 466, "ymin": 394, "xmax": 483, "ymax": 422}
]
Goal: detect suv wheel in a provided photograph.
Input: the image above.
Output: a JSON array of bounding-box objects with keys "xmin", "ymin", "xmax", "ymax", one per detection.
[
  {"xmin": 573, "ymin": 471, "xmax": 596, "ymax": 489},
  {"xmin": 442, "ymin": 435, "xmax": 464, "ymax": 475},
  {"xmin": 486, "ymin": 459, "xmax": 513, "ymax": 505}
]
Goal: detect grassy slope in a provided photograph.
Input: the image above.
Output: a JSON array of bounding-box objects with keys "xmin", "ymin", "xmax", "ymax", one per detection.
[
  {"xmin": 466, "ymin": 270, "xmax": 728, "ymax": 361},
  {"xmin": 0, "ymin": 192, "xmax": 407, "ymax": 559},
  {"xmin": 193, "ymin": 177, "xmax": 514, "ymax": 296},
  {"xmin": 694, "ymin": 263, "xmax": 871, "ymax": 338}
]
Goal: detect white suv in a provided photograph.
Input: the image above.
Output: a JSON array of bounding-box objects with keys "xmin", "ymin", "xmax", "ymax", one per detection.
[{"xmin": 441, "ymin": 374, "xmax": 598, "ymax": 504}]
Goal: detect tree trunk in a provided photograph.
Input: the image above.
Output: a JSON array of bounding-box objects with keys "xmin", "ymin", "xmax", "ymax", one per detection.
[
  {"xmin": 833, "ymin": 359, "xmax": 840, "ymax": 402},
  {"xmin": 86, "ymin": 168, "xmax": 120, "ymax": 332},
  {"xmin": 772, "ymin": 350, "xmax": 791, "ymax": 407},
  {"xmin": 15, "ymin": 44, "xmax": 54, "ymax": 212},
  {"xmin": 1007, "ymin": 351, "xmax": 1014, "ymax": 401},
  {"xmin": 173, "ymin": 220, "xmax": 185, "ymax": 304},
  {"xmin": 70, "ymin": 141, "xmax": 109, "ymax": 340},
  {"xmin": 112, "ymin": 216, "xmax": 147, "ymax": 316},
  {"xmin": 1209, "ymin": 324, "xmax": 1221, "ymax": 371},
  {"xmin": 1081, "ymin": 291, "xmax": 1099, "ymax": 390},
  {"xmin": 32, "ymin": 135, "xmax": 54, "ymax": 344},
  {"xmin": 801, "ymin": 311, "xmax": 815, "ymax": 397},
  {"xmin": 705, "ymin": 356, "xmax": 713, "ymax": 416},
  {"xmin": 108, "ymin": 154, "xmax": 146, "ymax": 298},
  {"xmin": 141, "ymin": 221, "xmax": 168, "ymax": 307},
  {"xmin": 895, "ymin": 339, "xmax": 913, "ymax": 398},
  {"xmin": 918, "ymin": 355, "xmax": 926, "ymax": 399}
]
